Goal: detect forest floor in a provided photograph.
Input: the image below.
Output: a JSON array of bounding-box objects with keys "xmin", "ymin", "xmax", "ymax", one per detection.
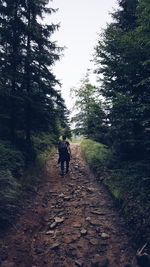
[{"xmin": 0, "ymin": 143, "xmax": 138, "ymax": 267}]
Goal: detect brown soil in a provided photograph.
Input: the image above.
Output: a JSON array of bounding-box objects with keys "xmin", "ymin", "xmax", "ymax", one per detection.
[{"xmin": 0, "ymin": 144, "xmax": 138, "ymax": 267}]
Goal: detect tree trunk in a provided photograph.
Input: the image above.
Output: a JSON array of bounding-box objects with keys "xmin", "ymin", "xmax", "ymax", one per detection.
[
  {"xmin": 10, "ymin": 0, "xmax": 19, "ymax": 143},
  {"xmin": 25, "ymin": 0, "xmax": 31, "ymax": 144}
]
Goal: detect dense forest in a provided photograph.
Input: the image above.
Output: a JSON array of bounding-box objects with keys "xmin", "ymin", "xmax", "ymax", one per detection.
[
  {"xmin": 73, "ymin": 0, "xmax": 150, "ymax": 246},
  {"xmin": 73, "ymin": 0, "xmax": 150, "ymax": 158},
  {"xmin": 0, "ymin": 0, "xmax": 150, "ymax": 249},
  {"xmin": 0, "ymin": 0, "xmax": 71, "ymax": 228}
]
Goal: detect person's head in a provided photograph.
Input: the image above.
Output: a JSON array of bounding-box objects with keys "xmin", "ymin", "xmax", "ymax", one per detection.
[{"xmin": 62, "ymin": 135, "xmax": 66, "ymax": 140}]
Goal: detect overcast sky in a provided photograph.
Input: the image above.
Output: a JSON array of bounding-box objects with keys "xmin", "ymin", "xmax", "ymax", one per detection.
[{"xmin": 47, "ymin": 0, "xmax": 118, "ymax": 109}]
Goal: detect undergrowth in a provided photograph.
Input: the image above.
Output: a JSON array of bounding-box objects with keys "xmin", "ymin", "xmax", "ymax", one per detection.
[
  {"xmin": 0, "ymin": 133, "xmax": 56, "ymax": 231},
  {"xmin": 80, "ymin": 139, "xmax": 111, "ymax": 175},
  {"xmin": 81, "ymin": 139, "xmax": 150, "ymax": 246}
]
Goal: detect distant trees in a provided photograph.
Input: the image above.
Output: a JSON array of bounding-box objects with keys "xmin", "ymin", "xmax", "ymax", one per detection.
[
  {"xmin": 93, "ymin": 0, "xmax": 150, "ymax": 159},
  {"xmin": 0, "ymin": 0, "xmax": 69, "ymax": 150},
  {"xmin": 71, "ymin": 74, "xmax": 107, "ymax": 143}
]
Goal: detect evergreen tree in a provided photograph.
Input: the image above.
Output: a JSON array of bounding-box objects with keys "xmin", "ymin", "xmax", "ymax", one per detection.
[
  {"xmin": 113, "ymin": 0, "xmax": 138, "ymax": 31},
  {"xmin": 71, "ymin": 74, "xmax": 106, "ymax": 142},
  {"xmin": 21, "ymin": 0, "xmax": 63, "ymax": 143},
  {"xmin": 94, "ymin": 0, "xmax": 150, "ymax": 158},
  {"xmin": 0, "ymin": 0, "xmax": 25, "ymax": 141},
  {"xmin": 0, "ymin": 0, "xmax": 66, "ymax": 148}
]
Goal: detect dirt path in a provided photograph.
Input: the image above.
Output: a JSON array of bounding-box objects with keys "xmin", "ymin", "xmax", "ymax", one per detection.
[{"xmin": 0, "ymin": 144, "xmax": 138, "ymax": 267}]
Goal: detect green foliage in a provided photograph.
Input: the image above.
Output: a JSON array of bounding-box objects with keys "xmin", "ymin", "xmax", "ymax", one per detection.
[
  {"xmin": 0, "ymin": 132, "xmax": 57, "ymax": 230},
  {"xmin": 0, "ymin": 0, "xmax": 69, "ymax": 145},
  {"xmin": 0, "ymin": 170, "xmax": 21, "ymax": 229},
  {"xmin": 0, "ymin": 141, "xmax": 25, "ymax": 178},
  {"xmin": 0, "ymin": 141, "xmax": 24, "ymax": 228},
  {"xmin": 80, "ymin": 139, "xmax": 111, "ymax": 175},
  {"xmin": 32, "ymin": 133, "xmax": 56, "ymax": 164},
  {"xmin": 93, "ymin": 0, "xmax": 150, "ymax": 245},
  {"xmin": 71, "ymin": 73, "xmax": 107, "ymax": 143},
  {"xmin": 81, "ymin": 138, "xmax": 150, "ymax": 245},
  {"xmin": 33, "ymin": 133, "xmax": 56, "ymax": 153},
  {"xmin": 104, "ymin": 161, "xmax": 150, "ymax": 245},
  {"xmin": 94, "ymin": 0, "xmax": 150, "ymax": 158},
  {"xmin": 0, "ymin": 0, "xmax": 71, "ymax": 232}
]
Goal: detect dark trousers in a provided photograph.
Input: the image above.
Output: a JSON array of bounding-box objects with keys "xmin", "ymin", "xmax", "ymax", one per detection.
[{"xmin": 61, "ymin": 160, "xmax": 69, "ymax": 173}]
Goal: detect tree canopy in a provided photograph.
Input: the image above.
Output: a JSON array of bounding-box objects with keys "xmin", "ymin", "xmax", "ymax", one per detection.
[
  {"xmin": 93, "ymin": 0, "xmax": 150, "ymax": 159},
  {"xmin": 0, "ymin": 0, "xmax": 69, "ymax": 149}
]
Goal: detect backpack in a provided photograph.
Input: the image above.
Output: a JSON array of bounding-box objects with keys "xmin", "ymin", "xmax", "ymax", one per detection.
[{"xmin": 58, "ymin": 141, "xmax": 68, "ymax": 154}]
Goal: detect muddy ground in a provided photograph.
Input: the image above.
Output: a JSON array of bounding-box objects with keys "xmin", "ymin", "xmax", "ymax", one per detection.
[{"xmin": 0, "ymin": 144, "xmax": 138, "ymax": 267}]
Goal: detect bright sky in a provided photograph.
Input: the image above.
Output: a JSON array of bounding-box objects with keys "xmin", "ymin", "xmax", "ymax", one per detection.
[{"xmin": 47, "ymin": 0, "xmax": 118, "ymax": 109}]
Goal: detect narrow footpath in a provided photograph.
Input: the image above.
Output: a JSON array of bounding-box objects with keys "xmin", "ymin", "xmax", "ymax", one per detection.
[{"xmin": 0, "ymin": 144, "xmax": 138, "ymax": 267}]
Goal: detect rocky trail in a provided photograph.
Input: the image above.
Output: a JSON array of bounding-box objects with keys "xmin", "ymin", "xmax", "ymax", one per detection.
[{"xmin": 0, "ymin": 144, "xmax": 138, "ymax": 267}]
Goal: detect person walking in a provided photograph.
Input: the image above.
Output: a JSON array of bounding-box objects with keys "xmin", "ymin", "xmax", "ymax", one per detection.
[{"xmin": 58, "ymin": 136, "xmax": 71, "ymax": 176}]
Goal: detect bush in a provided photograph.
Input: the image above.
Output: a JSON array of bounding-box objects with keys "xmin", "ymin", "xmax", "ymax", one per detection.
[
  {"xmin": 0, "ymin": 141, "xmax": 25, "ymax": 229},
  {"xmin": 0, "ymin": 170, "xmax": 21, "ymax": 228},
  {"xmin": 107, "ymin": 161, "xmax": 150, "ymax": 245},
  {"xmin": 0, "ymin": 141, "xmax": 25, "ymax": 178},
  {"xmin": 81, "ymin": 139, "xmax": 150, "ymax": 246},
  {"xmin": 33, "ymin": 133, "xmax": 55, "ymax": 152},
  {"xmin": 0, "ymin": 134, "xmax": 56, "ymax": 230},
  {"xmin": 32, "ymin": 133, "xmax": 56, "ymax": 164},
  {"xmin": 80, "ymin": 139, "xmax": 111, "ymax": 175}
]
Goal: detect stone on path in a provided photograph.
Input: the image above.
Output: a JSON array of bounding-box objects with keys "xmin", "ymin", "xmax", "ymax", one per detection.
[
  {"xmin": 64, "ymin": 196, "xmax": 72, "ymax": 201},
  {"xmin": 87, "ymin": 187, "xmax": 97, "ymax": 193},
  {"xmin": 73, "ymin": 222, "xmax": 82, "ymax": 228},
  {"xmin": 91, "ymin": 210, "xmax": 105, "ymax": 216},
  {"xmin": 80, "ymin": 229, "xmax": 87, "ymax": 236},
  {"xmin": 49, "ymin": 222, "xmax": 57, "ymax": 229},
  {"xmin": 100, "ymin": 233, "xmax": 110, "ymax": 239},
  {"xmin": 45, "ymin": 230, "xmax": 55, "ymax": 235},
  {"xmin": 49, "ymin": 216, "xmax": 64, "ymax": 229},
  {"xmin": 54, "ymin": 216, "xmax": 64, "ymax": 223},
  {"xmin": 89, "ymin": 238, "xmax": 99, "ymax": 246},
  {"xmin": 59, "ymin": 193, "xmax": 65, "ymax": 197},
  {"xmin": 85, "ymin": 217, "xmax": 91, "ymax": 221},
  {"xmin": 75, "ymin": 259, "xmax": 84, "ymax": 266},
  {"xmin": 51, "ymin": 242, "xmax": 60, "ymax": 250}
]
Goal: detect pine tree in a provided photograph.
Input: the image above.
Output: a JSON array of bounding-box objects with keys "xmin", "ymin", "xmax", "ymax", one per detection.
[
  {"xmin": 0, "ymin": 0, "xmax": 25, "ymax": 141},
  {"xmin": 21, "ymin": 0, "xmax": 62, "ymax": 143},
  {"xmin": 71, "ymin": 74, "xmax": 106, "ymax": 142},
  {"xmin": 113, "ymin": 0, "xmax": 138, "ymax": 31},
  {"xmin": 94, "ymin": 0, "xmax": 148, "ymax": 158},
  {"xmin": 0, "ymin": 0, "xmax": 65, "ymax": 147}
]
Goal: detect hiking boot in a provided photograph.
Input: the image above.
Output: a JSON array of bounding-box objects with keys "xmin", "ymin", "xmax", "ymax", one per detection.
[{"xmin": 60, "ymin": 171, "xmax": 64, "ymax": 176}]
